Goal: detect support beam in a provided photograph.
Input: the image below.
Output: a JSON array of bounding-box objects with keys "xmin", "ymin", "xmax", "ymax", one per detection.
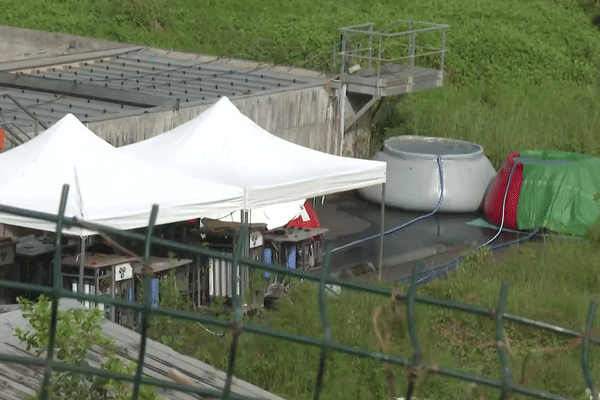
[
  {"xmin": 378, "ymin": 183, "xmax": 386, "ymax": 281},
  {"xmin": 0, "ymin": 71, "xmax": 177, "ymax": 108},
  {"xmin": 0, "ymin": 46, "xmax": 144, "ymax": 72},
  {"xmin": 78, "ymin": 236, "xmax": 86, "ymax": 297},
  {"xmin": 344, "ymin": 94, "xmax": 380, "ymax": 133},
  {"xmin": 0, "ymin": 92, "xmax": 49, "ymax": 129},
  {"xmin": 370, "ymin": 95, "xmax": 406, "ymax": 128}
]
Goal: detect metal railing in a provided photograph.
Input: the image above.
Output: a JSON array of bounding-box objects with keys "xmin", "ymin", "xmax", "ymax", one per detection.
[
  {"xmin": 338, "ymin": 20, "xmax": 449, "ymax": 82},
  {"xmin": 0, "ymin": 184, "xmax": 598, "ymax": 400}
]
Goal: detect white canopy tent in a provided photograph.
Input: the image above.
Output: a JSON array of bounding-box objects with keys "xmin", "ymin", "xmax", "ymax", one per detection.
[
  {"xmin": 120, "ymin": 97, "xmax": 387, "ymax": 226},
  {"xmin": 119, "ymin": 97, "xmax": 387, "ymax": 276},
  {"xmin": 0, "ymin": 114, "xmax": 246, "ymax": 237}
]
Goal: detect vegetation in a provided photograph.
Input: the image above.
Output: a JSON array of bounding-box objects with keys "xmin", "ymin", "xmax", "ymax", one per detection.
[
  {"xmin": 14, "ymin": 295, "xmax": 160, "ymax": 400},
  {"xmin": 149, "ymin": 239, "xmax": 600, "ymax": 400},
  {"xmin": 373, "ymin": 82, "xmax": 600, "ymax": 167},
  {"xmin": 1, "ymin": 0, "xmax": 599, "ymax": 166},
  {"xmin": 2, "ymin": 0, "xmax": 600, "ymax": 398}
]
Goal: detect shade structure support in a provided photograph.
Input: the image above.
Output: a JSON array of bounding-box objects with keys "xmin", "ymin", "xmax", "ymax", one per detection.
[
  {"xmin": 78, "ymin": 236, "xmax": 86, "ymax": 295},
  {"xmin": 378, "ymin": 183, "xmax": 386, "ymax": 281},
  {"xmin": 240, "ymin": 210, "xmax": 250, "ymax": 258}
]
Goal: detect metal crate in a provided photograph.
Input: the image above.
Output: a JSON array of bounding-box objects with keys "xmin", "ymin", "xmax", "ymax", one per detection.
[
  {"xmin": 263, "ymin": 227, "xmax": 329, "ymax": 271},
  {"xmin": 61, "ymin": 252, "xmax": 137, "ymax": 327},
  {"xmin": 191, "ymin": 219, "xmax": 267, "ymax": 305},
  {"xmin": 0, "ymin": 238, "xmax": 15, "ymax": 304}
]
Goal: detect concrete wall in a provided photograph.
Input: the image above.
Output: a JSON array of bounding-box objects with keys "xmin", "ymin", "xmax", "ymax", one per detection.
[
  {"xmin": 0, "ymin": 26, "xmax": 130, "ymax": 63},
  {"xmin": 86, "ymin": 85, "xmax": 370, "ymax": 157}
]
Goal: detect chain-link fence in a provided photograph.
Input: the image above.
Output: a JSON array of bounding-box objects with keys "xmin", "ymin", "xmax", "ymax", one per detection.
[{"xmin": 0, "ymin": 184, "xmax": 598, "ymax": 400}]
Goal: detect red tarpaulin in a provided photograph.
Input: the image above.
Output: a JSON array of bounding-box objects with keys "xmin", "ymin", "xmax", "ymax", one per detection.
[
  {"xmin": 483, "ymin": 152, "xmax": 523, "ymax": 229},
  {"xmin": 286, "ymin": 200, "xmax": 322, "ymax": 229}
]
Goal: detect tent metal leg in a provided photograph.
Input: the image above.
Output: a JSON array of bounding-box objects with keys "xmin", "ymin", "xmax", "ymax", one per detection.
[
  {"xmin": 242, "ymin": 210, "xmax": 250, "ymax": 257},
  {"xmin": 239, "ymin": 210, "xmax": 250, "ymax": 298},
  {"xmin": 378, "ymin": 183, "xmax": 385, "ymax": 281},
  {"xmin": 78, "ymin": 236, "xmax": 85, "ymax": 296}
]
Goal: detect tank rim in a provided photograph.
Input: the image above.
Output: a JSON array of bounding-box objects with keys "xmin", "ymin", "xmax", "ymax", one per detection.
[{"xmin": 382, "ymin": 135, "xmax": 485, "ymax": 160}]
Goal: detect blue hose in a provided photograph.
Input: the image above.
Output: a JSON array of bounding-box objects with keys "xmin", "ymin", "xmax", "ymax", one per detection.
[
  {"xmin": 392, "ymin": 227, "xmax": 541, "ymax": 285},
  {"xmin": 392, "ymin": 163, "xmax": 527, "ymax": 285},
  {"xmin": 393, "ymin": 157, "xmax": 585, "ymax": 285},
  {"xmin": 331, "ymin": 155, "xmax": 445, "ymax": 254}
]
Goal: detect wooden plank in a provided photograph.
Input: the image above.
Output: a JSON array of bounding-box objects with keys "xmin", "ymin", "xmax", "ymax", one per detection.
[
  {"xmin": 101, "ymin": 321, "xmax": 285, "ymax": 399},
  {"xmin": 0, "ymin": 306, "xmax": 287, "ymax": 400}
]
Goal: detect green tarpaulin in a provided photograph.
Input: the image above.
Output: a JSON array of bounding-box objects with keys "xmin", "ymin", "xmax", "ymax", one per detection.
[{"xmin": 516, "ymin": 150, "xmax": 600, "ymax": 235}]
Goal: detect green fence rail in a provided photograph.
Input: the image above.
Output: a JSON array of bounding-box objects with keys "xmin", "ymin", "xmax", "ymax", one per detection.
[{"xmin": 0, "ymin": 184, "xmax": 598, "ymax": 400}]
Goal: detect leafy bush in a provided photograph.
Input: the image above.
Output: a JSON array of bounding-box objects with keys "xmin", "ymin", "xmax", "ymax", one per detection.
[{"xmin": 14, "ymin": 295, "xmax": 161, "ymax": 400}]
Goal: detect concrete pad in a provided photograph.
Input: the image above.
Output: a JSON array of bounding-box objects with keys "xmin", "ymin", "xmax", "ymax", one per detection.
[
  {"xmin": 316, "ymin": 204, "xmax": 371, "ymax": 240},
  {"xmin": 313, "ymin": 190, "xmax": 530, "ymax": 282}
]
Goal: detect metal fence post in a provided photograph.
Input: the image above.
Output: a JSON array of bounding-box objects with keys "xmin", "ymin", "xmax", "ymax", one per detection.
[
  {"xmin": 368, "ymin": 24, "xmax": 374, "ymax": 70},
  {"xmin": 379, "ymin": 183, "xmax": 385, "ymax": 281},
  {"xmin": 313, "ymin": 243, "xmax": 333, "ymax": 400},
  {"xmin": 405, "ymin": 261, "xmax": 423, "ymax": 400},
  {"xmin": 131, "ymin": 204, "xmax": 159, "ymax": 400},
  {"xmin": 409, "ymin": 22, "xmax": 415, "ymax": 67},
  {"xmin": 223, "ymin": 226, "xmax": 248, "ymax": 400},
  {"xmin": 39, "ymin": 184, "xmax": 69, "ymax": 400},
  {"xmin": 582, "ymin": 300, "xmax": 598, "ymax": 399},
  {"xmin": 496, "ymin": 281, "xmax": 512, "ymax": 399},
  {"xmin": 340, "ymin": 30, "xmax": 347, "ymax": 75},
  {"xmin": 441, "ymin": 27, "xmax": 447, "ymax": 72}
]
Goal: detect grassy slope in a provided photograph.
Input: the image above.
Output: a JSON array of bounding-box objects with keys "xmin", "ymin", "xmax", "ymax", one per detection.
[
  {"xmin": 2, "ymin": 0, "xmax": 600, "ymax": 398},
  {"xmin": 2, "ymin": 0, "xmax": 599, "ymax": 167},
  {"xmin": 158, "ymin": 240, "xmax": 600, "ymax": 399},
  {"xmin": 1, "ymin": 0, "xmax": 598, "ymax": 87}
]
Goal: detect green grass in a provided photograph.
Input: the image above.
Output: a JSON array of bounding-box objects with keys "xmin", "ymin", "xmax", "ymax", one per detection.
[
  {"xmin": 375, "ymin": 81, "xmax": 600, "ymax": 168},
  {"xmin": 150, "ymin": 239, "xmax": 600, "ymax": 400},
  {"xmin": 2, "ymin": 0, "xmax": 600, "ymax": 398},
  {"xmin": 1, "ymin": 0, "xmax": 599, "ymax": 87}
]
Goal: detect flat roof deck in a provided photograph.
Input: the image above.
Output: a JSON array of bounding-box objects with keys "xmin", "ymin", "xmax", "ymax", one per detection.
[
  {"xmin": 342, "ymin": 65, "xmax": 442, "ymax": 96},
  {"xmin": 0, "ymin": 47, "xmax": 324, "ymax": 139}
]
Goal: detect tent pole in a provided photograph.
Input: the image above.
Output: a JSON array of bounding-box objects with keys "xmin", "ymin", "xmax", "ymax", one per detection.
[
  {"xmin": 378, "ymin": 183, "xmax": 385, "ymax": 281},
  {"xmin": 243, "ymin": 210, "xmax": 250, "ymax": 257},
  {"xmin": 78, "ymin": 236, "xmax": 85, "ymax": 295},
  {"xmin": 239, "ymin": 209, "xmax": 250, "ymax": 300}
]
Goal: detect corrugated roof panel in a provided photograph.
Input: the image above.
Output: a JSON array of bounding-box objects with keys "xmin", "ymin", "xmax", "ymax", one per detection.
[
  {"xmin": 0, "ymin": 47, "xmax": 323, "ymax": 142},
  {"xmin": 0, "ymin": 89, "xmax": 143, "ymax": 134},
  {"xmin": 35, "ymin": 48, "xmax": 314, "ymax": 104}
]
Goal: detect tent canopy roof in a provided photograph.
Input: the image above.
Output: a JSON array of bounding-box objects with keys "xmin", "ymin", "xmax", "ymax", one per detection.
[
  {"xmin": 0, "ymin": 114, "xmax": 245, "ymax": 236},
  {"xmin": 120, "ymin": 97, "xmax": 386, "ymax": 209}
]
